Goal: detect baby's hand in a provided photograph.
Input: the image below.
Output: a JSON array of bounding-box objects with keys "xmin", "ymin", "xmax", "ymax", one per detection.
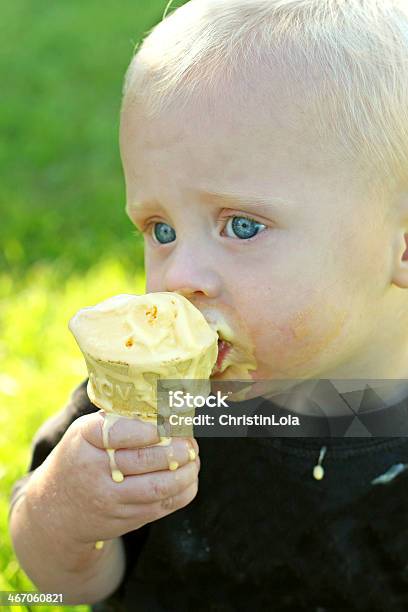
[{"xmin": 24, "ymin": 412, "xmax": 200, "ymax": 545}]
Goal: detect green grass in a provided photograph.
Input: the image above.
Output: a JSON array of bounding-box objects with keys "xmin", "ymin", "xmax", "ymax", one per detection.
[
  {"xmin": 0, "ymin": 1, "xmax": 188, "ymax": 609},
  {"xmin": 0, "ymin": 262, "xmax": 145, "ymax": 612}
]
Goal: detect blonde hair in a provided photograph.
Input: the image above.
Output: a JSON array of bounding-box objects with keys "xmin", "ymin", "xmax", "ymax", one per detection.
[{"xmin": 122, "ymin": 0, "xmax": 408, "ymax": 192}]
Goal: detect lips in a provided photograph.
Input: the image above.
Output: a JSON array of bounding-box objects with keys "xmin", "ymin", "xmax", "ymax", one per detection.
[
  {"xmin": 211, "ymin": 338, "xmax": 232, "ymax": 376},
  {"xmin": 191, "ymin": 301, "xmax": 257, "ymax": 379}
]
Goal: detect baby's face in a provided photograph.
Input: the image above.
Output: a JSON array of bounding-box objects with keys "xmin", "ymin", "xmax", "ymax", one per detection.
[{"xmin": 120, "ymin": 68, "xmax": 395, "ymax": 389}]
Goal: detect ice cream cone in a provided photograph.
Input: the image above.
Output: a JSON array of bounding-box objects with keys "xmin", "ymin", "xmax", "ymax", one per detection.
[{"xmin": 69, "ymin": 292, "xmax": 218, "ymax": 419}]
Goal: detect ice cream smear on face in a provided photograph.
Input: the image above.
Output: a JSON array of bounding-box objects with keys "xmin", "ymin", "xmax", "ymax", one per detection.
[
  {"xmin": 198, "ymin": 305, "xmax": 257, "ymax": 380},
  {"xmin": 69, "ymin": 292, "xmax": 218, "ymax": 496}
]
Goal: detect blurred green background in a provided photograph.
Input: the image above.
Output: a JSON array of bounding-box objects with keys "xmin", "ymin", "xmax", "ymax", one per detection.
[{"xmin": 0, "ymin": 1, "xmax": 187, "ymax": 609}]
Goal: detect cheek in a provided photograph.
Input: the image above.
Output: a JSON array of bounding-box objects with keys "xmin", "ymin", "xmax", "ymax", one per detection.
[{"xmin": 250, "ymin": 291, "xmax": 353, "ymax": 378}]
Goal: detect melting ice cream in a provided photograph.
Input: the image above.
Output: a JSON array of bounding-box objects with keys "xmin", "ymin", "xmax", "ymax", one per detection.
[{"xmin": 69, "ymin": 292, "xmax": 219, "ymax": 418}]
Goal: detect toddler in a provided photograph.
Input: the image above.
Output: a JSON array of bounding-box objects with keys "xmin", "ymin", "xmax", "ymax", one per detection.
[{"xmin": 9, "ymin": 1, "xmax": 408, "ymax": 610}]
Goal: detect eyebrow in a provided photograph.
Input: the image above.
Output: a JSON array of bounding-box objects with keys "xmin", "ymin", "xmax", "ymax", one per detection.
[
  {"xmin": 195, "ymin": 189, "xmax": 289, "ymax": 211},
  {"xmin": 126, "ymin": 199, "xmax": 164, "ymax": 228},
  {"xmin": 126, "ymin": 189, "xmax": 289, "ymax": 224}
]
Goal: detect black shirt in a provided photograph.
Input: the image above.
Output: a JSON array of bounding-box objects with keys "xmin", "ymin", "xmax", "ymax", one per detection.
[{"xmin": 10, "ymin": 380, "xmax": 408, "ymax": 611}]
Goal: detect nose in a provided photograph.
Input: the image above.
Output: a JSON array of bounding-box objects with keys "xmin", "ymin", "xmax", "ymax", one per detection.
[{"xmin": 163, "ymin": 245, "xmax": 222, "ymax": 299}]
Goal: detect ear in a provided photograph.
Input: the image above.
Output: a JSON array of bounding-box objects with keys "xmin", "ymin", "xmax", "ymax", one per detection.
[{"xmin": 391, "ymin": 191, "xmax": 408, "ymax": 289}]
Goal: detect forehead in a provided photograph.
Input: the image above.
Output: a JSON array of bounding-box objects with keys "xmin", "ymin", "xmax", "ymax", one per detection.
[{"xmin": 120, "ymin": 61, "xmax": 363, "ymax": 206}]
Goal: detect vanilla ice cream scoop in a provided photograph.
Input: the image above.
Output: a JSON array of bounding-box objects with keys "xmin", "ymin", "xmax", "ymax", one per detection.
[{"xmin": 69, "ymin": 292, "xmax": 218, "ymax": 418}]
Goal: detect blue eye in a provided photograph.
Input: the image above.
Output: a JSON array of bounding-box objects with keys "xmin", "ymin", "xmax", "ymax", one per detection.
[
  {"xmin": 153, "ymin": 222, "xmax": 176, "ymax": 244},
  {"xmin": 225, "ymin": 216, "xmax": 266, "ymax": 240}
]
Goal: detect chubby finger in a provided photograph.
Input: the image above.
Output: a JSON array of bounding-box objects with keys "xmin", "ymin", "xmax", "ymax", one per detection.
[
  {"xmin": 116, "ymin": 459, "xmax": 199, "ymax": 505},
  {"xmin": 119, "ymin": 480, "xmax": 199, "ymax": 528},
  {"xmin": 112, "ymin": 438, "xmax": 198, "ymax": 476},
  {"xmin": 148, "ymin": 480, "xmax": 199, "ymax": 520},
  {"xmin": 79, "ymin": 411, "xmax": 160, "ymax": 450}
]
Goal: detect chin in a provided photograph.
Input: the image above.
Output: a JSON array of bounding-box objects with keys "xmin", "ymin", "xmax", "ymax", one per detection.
[{"xmin": 210, "ymin": 365, "xmax": 258, "ymax": 402}]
